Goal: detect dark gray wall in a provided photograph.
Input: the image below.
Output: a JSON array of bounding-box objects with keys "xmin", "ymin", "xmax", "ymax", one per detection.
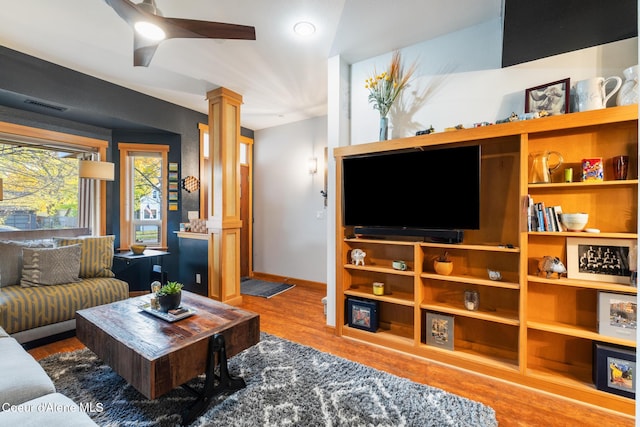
[{"xmin": 0, "ymin": 46, "xmax": 255, "ymax": 283}]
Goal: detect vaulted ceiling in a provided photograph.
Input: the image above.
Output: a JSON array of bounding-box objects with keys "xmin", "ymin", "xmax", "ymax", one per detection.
[{"xmin": 0, "ymin": 0, "xmax": 502, "ymax": 130}]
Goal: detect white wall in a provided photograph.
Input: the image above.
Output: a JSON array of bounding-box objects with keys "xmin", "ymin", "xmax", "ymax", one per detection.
[
  {"xmin": 351, "ymin": 18, "xmax": 638, "ymax": 144},
  {"xmin": 253, "ymin": 116, "xmax": 328, "ymax": 283}
]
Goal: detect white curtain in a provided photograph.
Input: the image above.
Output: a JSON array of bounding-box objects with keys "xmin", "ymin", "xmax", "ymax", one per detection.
[{"xmin": 78, "ymin": 153, "xmax": 100, "ymax": 234}]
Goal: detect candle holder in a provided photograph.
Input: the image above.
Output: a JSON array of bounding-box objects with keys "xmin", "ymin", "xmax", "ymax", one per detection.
[{"xmin": 464, "ymin": 290, "xmax": 479, "ymax": 311}]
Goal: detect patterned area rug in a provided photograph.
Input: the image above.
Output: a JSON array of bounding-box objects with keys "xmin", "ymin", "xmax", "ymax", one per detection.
[
  {"xmin": 240, "ymin": 279, "xmax": 295, "ymax": 298},
  {"xmin": 39, "ymin": 333, "xmax": 498, "ymax": 426}
]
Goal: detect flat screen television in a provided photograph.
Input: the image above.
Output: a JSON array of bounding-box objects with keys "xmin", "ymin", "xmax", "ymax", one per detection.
[{"xmin": 342, "ymin": 144, "xmax": 481, "ymax": 242}]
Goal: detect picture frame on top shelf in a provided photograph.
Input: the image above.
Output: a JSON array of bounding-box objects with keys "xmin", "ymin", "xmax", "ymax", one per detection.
[
  {"xmin": 567, "ymin": 237, "xmax": 633, "ymax": 285},
  {"xmin": 598, "ymin": 291, "xmax": 637, "ymax": 342},
  {"xmin": 425, "ymin": 311, "xmax": 454, "ymax": 350},
  {"xmin": 346, "ymin": 298, "xmax": 378, "ymax": 332},
  {"xmin": 525, "ymin": 78, "xmax": 570, "ymax": 115},
  {"xmin": 593, "ymin": 342, "xmax": 636, "ymax": 399}
]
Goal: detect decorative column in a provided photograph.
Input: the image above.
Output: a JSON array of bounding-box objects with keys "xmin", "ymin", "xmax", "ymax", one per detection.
[{"xmin": 205, "ymin": 87, "xmax": 243, "ymax": 305}]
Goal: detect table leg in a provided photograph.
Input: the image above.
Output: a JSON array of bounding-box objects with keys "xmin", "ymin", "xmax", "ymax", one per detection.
[{"xmin": 180, "ymin": 333, "xmax": 246, "ymax": 425}]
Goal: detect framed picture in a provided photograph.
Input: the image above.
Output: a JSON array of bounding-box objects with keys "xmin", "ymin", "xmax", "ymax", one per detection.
[
  {"xmin": 347, "ymin": 298, "xmax": 378, "ymax": 332},
  {"xmin": 525, "ymin": 78, "xmax": 570, "ymax": 115},
  {"xmin": 567, "ymin": 237, "xmax": 633, "ymax": 285},
  {"xmin": 425, "ymin": 311, "xmax": 454, "ymax": 350},
  {"xmin": 593, "ymin": 343, "xmax": 635, "ymax": 399},
  {"xmin": 169, "ymin": 162, "xmax": 179, "ymax": 172},
  {"xmin": 598, "ymin": 292, "xmax": 637, "ymax": 342}
]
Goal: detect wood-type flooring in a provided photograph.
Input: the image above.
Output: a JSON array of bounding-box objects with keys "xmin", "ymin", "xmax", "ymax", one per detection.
[{"xmin": 28, "ymin": 285, "xmax": 634, "ymax": 427}]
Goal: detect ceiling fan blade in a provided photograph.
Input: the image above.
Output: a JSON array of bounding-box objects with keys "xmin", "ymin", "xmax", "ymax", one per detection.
[
  {"xmin": 133, "ymin": 34, "xmax": 160, "ymax": 67},
  {"xmin": 162, "ymin": 18, "xmax": 256, "ymax": 40},
  {"xmin": 104, "ymin": 0, "xmax": 156, "ymax": 27}
]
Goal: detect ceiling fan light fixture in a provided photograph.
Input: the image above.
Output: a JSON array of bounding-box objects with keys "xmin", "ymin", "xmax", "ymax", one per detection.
[
  {"xmin": 134, "ymin": 21, "xmax": 166, "ymax": 41},
  {"xmin": 293, "ymin": 21, "xmax": 316, "ymax": 37}
]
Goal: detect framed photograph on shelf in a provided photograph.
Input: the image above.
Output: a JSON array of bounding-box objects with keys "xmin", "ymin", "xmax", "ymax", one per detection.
[
  {"xmin": 567, "ymin": 237, "xmax": 633, "ymax": 285},
  {"xmin": 593, "ymin": 342, "xmax": 636, "ymax": 399},
  {"xmin": 598, "ymin": 292, "xmax": 637, "ymax": 342},
  {"xmin": 425, "ymin": 311, "xmax": 454, "ymax": 350},
  {"xmin": 346, "ymin": 298, "xmax": 378, "ymax": 332},
  {"xmin": 525, "ymin": 78, "xmax": 570, "ymax": 115}
]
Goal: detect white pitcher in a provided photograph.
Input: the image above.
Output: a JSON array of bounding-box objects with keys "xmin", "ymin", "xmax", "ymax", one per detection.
[
  {"xmin": 575, "ymin": 76, "xmax": 622, "ymax": 112},
  {"xmin": 617, "ymin": 65, "xmax": 638, "ymax": 106}
]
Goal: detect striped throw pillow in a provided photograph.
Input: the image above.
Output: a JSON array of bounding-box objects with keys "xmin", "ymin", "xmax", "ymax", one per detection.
[{"xmin": 54, "ymin": 235, "xmax": 116, "ymax": 278}]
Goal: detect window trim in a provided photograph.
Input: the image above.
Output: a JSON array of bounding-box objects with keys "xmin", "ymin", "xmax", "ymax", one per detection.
[
  {"xmin": 0, "ymin": 121, "xmax": 110, "ymax": 235},
  {"xmin": 118, "ymin": 142, "xmax": 169, "ymax": 250}
]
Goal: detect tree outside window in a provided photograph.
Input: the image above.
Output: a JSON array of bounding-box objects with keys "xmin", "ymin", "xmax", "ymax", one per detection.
[
  {"xmin": 119, "ymin": 143, "xmax": 168, "ymax": 250},
  {"xmin": 0, "ymin": 144, "xmax": 81, "ymax": 229}
]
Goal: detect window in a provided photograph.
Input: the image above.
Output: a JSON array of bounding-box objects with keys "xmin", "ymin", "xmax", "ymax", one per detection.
[
  {"xmin": 0, "ymin": 121, "xmax": 109, "ymax": 234},
  {"xmin": 119, "ymin": 143, "xmax": 169, "ymax": 250}
]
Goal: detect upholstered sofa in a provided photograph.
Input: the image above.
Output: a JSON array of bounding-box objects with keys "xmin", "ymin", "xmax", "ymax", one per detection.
[
  {"xmin": 0, "ymin": 325, "xmax": 98, "ymax": 426},
  {"xmin": 0, "ymin": 231, "xmax": 129, "ymax": 344}
]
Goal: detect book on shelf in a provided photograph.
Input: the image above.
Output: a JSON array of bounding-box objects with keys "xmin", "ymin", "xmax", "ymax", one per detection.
[
  {"xmin": 552, "ymin": 205, "xmax": 565, "ymax": 231},
  {"xmin": 545, "ymin": 207, "xmax": 553, "ymax": 231},
  {"xmin": 527, "ymin": 195, "xmax": 535, "ymax": 232},
  {"xmin": 536, "ymin": 202, "xmax": 548, "ymax": 232}
]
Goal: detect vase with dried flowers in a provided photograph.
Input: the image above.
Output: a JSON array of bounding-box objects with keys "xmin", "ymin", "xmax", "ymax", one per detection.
[{"xmin": 365, "ymin": 50, "xmax": 416, "ymax": 141}]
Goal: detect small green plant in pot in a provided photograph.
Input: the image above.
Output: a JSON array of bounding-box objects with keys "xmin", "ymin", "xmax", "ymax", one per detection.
[
  {"xmin": 157, "ymin": 281, "xmax": 184, "ymax": 312},
  {"xmin": 433, "ymin": 251, "xmax": 453, "ymax": 276}
]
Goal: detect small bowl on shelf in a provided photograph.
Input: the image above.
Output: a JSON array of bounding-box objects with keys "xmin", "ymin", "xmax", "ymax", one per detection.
[
  {"xmin": 130, "ymin": 244, "xmax": 147, "ymax": 255},
  {"xmin": 560, "ymin": 213, "xmax": 589, "ymax": 232}
]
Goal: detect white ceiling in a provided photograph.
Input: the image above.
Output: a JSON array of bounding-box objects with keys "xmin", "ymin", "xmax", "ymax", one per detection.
[{"xmin": 0, "ymin": 0, "xmax": 503, "ymax": 131}]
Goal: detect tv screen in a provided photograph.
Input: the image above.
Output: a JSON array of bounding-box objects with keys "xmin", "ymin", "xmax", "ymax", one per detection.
[{"xmin": 342, "ymin": 145, "xmax": 481, "ymax": 233}]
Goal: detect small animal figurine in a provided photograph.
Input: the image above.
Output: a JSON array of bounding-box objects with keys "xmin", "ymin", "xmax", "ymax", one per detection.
[
  {"xmin": 351, "ymin": 249, "xmax": 366, "ymax": 266},
  {"xmin": 537, "ymin": 256, "xmax": 567, "ymax": 279},
  {"xmin": 487, "ymin": 269, "xmax": 502, "ymax": 281}
]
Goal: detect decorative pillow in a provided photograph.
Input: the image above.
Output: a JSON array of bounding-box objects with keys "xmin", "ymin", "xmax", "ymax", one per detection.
[
  {"xmin": 0, "ymin": 240, "xmax": 54, "ymax": 287},
  {"xmin": 20, "ymin": 244, "xmax": 82, "ymax": 287},
  {"xmin": 53, "ymin": 235, "xmax": 116, "ymax": 278}
]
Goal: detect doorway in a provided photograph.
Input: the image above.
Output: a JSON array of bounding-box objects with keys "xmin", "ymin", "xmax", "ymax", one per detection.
[{"xmin": 239, "ymin": 135, "xmax": 253, "ymax": 278}]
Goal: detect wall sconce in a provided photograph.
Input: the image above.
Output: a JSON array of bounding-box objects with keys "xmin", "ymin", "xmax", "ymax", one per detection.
[
  {"xmin": 308, "ymin": 157, "xmax": 318, "ymax": 174},
  {"xmin": 79, "ymin": 160, "xmax": 115, "ymax": 181}
]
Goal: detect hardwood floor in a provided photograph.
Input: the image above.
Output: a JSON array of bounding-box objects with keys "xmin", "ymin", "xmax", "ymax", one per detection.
[{"xmin": 29, "ymin": 285, "xmax": 634, "ymax": 427}]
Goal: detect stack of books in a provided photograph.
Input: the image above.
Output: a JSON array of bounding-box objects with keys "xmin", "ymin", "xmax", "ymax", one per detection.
[{"xmin": 527, "ymin": 195, "xmax": 564, "ymax": 232}]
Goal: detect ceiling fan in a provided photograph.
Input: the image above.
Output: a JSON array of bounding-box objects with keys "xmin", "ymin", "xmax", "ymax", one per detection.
[{"xmin": 104, "ymin": 0, "xmax": 256, "ymax": 67}]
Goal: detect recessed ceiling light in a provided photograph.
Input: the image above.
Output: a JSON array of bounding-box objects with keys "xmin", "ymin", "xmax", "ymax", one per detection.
[
  {"xmin": 135, "ymin": 21, "xmax": 166, "ymax": 41},
  {"xmin": 293, "ymin": 21, "xmax": 316, "ymax": 37}
]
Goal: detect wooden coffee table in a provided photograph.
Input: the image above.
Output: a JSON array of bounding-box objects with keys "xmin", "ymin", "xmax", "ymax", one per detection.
[{"xmin": 76, "ymin": 290, "xmax": 260, "ymax": 424}]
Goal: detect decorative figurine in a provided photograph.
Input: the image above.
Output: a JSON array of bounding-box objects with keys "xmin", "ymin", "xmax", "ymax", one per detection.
[
  {"xmin": 351, "ymin": 249, "xmax": 366, "ymax": 266},
  {"xmin": 537, "ymin": 256, "xmax": 567, "ymax": 279},
  {"xmin": 487, "ymin": 269, "xmax": 502, "ymax": 281},
  {"xmin": 496, "ymin": 112, "xmax": 519, "ymax": 124},
  {"xmin": 416, "ymin": 125, "xmax": 435, "ymax": 136}
]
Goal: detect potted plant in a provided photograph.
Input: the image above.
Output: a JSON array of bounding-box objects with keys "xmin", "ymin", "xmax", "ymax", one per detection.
[
  {"xmin": 433, "ymin": 251, "xmax": 453, "ymax": 276},
  {"xmin": 156, "ymin": 281, "xmax": 184, "ymax": 312}
]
